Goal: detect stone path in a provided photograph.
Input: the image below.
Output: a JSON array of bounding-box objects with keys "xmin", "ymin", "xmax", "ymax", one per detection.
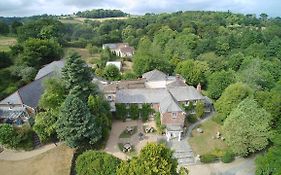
[
  {"xmin": 168, "ymin": 112, "xmax": 215, "ymax": 166},
  {"xmin": 188, "ymin": 156, "xmax": 256, "ymax": 175}
]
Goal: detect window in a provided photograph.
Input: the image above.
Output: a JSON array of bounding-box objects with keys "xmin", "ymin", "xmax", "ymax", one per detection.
[{"xmin": 172, "ymin": 112, "xmax": 177, "ymax": 119}]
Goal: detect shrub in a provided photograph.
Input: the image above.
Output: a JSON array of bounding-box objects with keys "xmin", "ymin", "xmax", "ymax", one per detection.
[
  {"xmin": 14, "ymin": 125, "xmax": 34, "ymax": 151},
  {"xmin": 139, "ymin": 104, "xmax": 153, "ymax": 122},
  {"xmin": 200, "ymin": 154, "xmax": 218, "ymax": 163},
  {"xmin": 129, "ymin": 104, "xmax": 139, "ymax": 120},
  {"xmin": 115, "ymin": 103, "xmax": 127, "ymax": 121},
  {"xmin": 155, "ymin": 112, "xmax": 165, "ymax": 134},
  {"xmin": 179, "ymin": 167, "xmax": 189, "ymax": 175},
  {"xmin": 76, "ymin": 150, "xmax": 121, "ymax": 175},
  {"xmin": 0, "ymin": 124, "xmax": 20, "ymax": 148},
  {"xmin": 221, "ymin": 150, "xmax": 235, "ymax": 163},
  {"xmin": 187, "ymin": 114, "xmax": 198, "ymax": 123},
  {"xmin": 0, "ymin": 124, "xmax": 34, "ymax": 150}
]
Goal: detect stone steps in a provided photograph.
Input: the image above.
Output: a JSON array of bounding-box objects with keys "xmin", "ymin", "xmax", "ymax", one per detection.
[{"xmin": 33, "ymin": 133, "xmax": 41, "ymax": 148}]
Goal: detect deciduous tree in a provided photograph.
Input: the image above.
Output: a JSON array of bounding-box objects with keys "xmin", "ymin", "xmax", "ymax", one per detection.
[{"xmin": 223, "ymin": 98, "xmax": 272, "ymax": 156}]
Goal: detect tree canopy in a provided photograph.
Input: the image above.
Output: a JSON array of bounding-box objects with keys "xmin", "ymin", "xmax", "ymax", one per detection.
[
  {"xmin": 62, "ymin": 53, "xmax": 96, "ymax": 100},
  {"xmin": 56, "ymin": 95, "xmax": 101, "ymax": 148},
  {"xmin": 117, "ymin": 143, "xmax": 178, "ymax": 175},
  {"xmin": 215, "ymin": 82, "xmax": 252, "ymax": 123},
  {"xmin": 223, "ymin": 98, "xmax": 272, "ymax": 156},
  {"xmin": 76, "ymin": 150, "xmax": 121, "ymax": 175}
]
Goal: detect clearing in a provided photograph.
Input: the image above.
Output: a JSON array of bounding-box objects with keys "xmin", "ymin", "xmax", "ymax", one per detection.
[
  {"xmin": 189, "ymin": 120, "xmax": 228, "ymax": 155},
  {"xmin": 64, "ymin": 47, "xmax": 100, "ymax": 66},
  {"xmin": 0, "ymin": 36, "xmax": 17, "ymax": 52},
  {"xmin": 0, "ymin": 144, "xmax": 74, "ymax": 175}
]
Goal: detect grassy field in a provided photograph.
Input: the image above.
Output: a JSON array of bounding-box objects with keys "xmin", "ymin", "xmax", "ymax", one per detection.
[
  {"xmin": 59, "ymin": 16, "xmax": 129, "ymax": 24},
  {"xmin": 64, "ymin": 47, "xmax": 100, "ymax": 66},
  {"xmin": 0, "ymin": 144, "xmax": 74, "ymax": 175},
  {"xmin": 189, "ymin": 120, "xmax": 228, "ymax": 155},
  {"xmin": 0, "ymin": 36, "xmax": 17, "ymax": 52}
]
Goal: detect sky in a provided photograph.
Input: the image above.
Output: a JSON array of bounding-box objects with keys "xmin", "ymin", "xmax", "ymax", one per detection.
[{"xmin": 0, "ymin": 0, "xmax": 280, "ymax": 17}]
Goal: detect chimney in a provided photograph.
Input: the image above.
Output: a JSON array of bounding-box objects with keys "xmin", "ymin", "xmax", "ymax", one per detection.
[{"xmin": 197, "ymin": 83, "xmax": 202, "ymax": 93}]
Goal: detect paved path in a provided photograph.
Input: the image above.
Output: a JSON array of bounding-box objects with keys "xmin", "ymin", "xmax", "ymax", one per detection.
[
  {"xmin": 188, "ymin": 156, "xmax": 256, "ymax": 175},
  {"xmin": 0, "ymin": 143, "xmax": 60, "ymax": 161},
  {"xmin": 169, "ymin": 112, "xmax": 215, "ymax": 166}
]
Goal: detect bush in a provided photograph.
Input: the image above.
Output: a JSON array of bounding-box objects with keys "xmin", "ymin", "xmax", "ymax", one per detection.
[
  {"xmin": 212, "ymin": 113, "xmax": 225, "ymax": 125},
  {"xmin": 129, "ymin": 104, "xmax": 139, "ymax": 120},
  {"xmin": 15, "ymin": 126, "xmax": 34, "ymax": 151},
  {"xmin": 0, "ymin": 124, "xmax": 20, "ymax": 148},
  {"xmin": 155, "ymin": 112, "xmax": 165, "ymax": 134},
  {"xmin": 76, "ymin": 150, "xmax": 121, "ymax": 175},
  {"xmin": 179, "ymin": 167, "xmax": 189, "ymax": 175},
  {"xmin": 221, "ymin": 150, "xmax": 235, "ymax": 163},
  {"xmin": 187, "ymin": 114, "xmax": 198, "ymax": 123},
  {"xmin": 200, "ymin": 154, "xmax": 218, "ymax": 163},
  {"xmin": 0, "ymin": 124, "xmax": 34, "ymax": 150}
]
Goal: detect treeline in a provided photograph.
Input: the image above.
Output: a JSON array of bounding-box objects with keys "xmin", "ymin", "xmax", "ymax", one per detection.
[{"xmin": 76, "ymin": 9, "xmax": 128, "ymax": 18}]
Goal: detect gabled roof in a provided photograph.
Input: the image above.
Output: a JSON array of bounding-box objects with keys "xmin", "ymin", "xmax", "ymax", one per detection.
[
  {"xmin": 35, "ymin": 60, "xmax": 64, "ymax": 80},
  {"xmin": 159, "ymin": 94, "xmax": 183, "ymax": 113},
  {"xmin": 142, "ymin": 69, "xmax": 167, "ymax": 81},
  {"xmin": 167, "ymin": 78, "xmax": 187, "ymax": 88},
  {"xmin": 0, "ymin": 73, "xmax": 53, "ymax": 108},
  {"xmin": 103, "ymin": 43, "xmax": 129, "ymax": 50},
  {"xmin": 168, "ymin": 86, "xmax": 204, "ymax": 101},
  {"xmin": 120, "ymin": 46, "xmax": 134, "ymax": 53}
]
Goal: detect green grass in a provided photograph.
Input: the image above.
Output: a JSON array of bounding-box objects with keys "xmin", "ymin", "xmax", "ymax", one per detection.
[
  {"xmin": 64, "ymin": 47, "xmax": 100, "ymax": 65},
  {"xmin": 0, "ymin": 36, "xmax": 17, "ymax": 52},
  {"xmin": 189, "ymin": 120, "xmax": 228, "ymax": 155},
  {"xmin": 119, "ymin": 126, "xmax": 137, "ymax": 138}
]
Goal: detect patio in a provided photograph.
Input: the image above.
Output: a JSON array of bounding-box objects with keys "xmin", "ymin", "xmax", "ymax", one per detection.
[{"xmin": 104, "ymin": 120, "xmax": 165, "ymax": 160}]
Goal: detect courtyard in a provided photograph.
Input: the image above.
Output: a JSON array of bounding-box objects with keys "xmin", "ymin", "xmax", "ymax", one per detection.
[{"xmin": 104, "ymin": 119, "xmax": 165, "ymax": 160}]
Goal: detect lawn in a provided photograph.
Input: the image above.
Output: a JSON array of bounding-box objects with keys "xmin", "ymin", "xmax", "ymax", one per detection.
[
  {"xmin": 0, "ymin": 36, "xmax": 17, "ymax": 52},
  {"xmin": 189, "ymin": 120, "xmax": 228, "ymax": 155},
  {"xmin": 0, "ymin": 144, "xmax": 74, "ymax": 175},
  {"xmin": 64, "ymin": 47, "xmax": 100, "ymax": 66}
]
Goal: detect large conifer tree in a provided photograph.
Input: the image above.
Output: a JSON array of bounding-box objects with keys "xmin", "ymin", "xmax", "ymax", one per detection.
[{"xmin": 56, "ymin": 95, "xmax": 101, "ymax": 148}]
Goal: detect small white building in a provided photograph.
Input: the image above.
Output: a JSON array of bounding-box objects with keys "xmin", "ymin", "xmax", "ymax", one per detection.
[{"xmin": 106, "ymin": 61, "xmax": 122, "ymax": 71}]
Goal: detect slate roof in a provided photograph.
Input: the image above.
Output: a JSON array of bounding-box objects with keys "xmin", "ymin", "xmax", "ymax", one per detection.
[
  {"xmin": 120, "ymin": 46, "xmax": 134, "ymax": 53},
  {"xmin": 159, "ymin": 94, "xmax": 183, "ymax": 113},
  {"xmin": 167, "ymin": 78, "xmax": 187, "ymax": 87},
  {"xmin": 103, "ymin": 43, "xmax": 129, "ymax": 50},
  {"xmin": 115, "ymin": 88, "xmax": 169, "ymax": 104},
  {"xmin": 0, "ymin": 73, "xmax": 53, "ymax": 108},
  {"xmin": 142, "ymin": 69, "xmax": 167, "ymax": 81},
  {"xmin": 168, "ymin": 86, "xmax": 204, "ymax": 101},
  {"xmin": 35, "ymin": 60, "xmax": 64, "ymax": 80}
]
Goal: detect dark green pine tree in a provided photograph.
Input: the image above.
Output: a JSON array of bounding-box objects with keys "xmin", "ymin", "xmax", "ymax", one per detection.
[
  {"xmin": 56, "ymin": 95, "xmax": 101, "ymax": 148},
  {"xmin": 62, "ymin": 53, "xmax": 97, "ymax": 100}
]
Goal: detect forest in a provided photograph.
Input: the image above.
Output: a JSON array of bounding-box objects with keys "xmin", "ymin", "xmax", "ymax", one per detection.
[{"xmin": 0, "ymin": 10, "xmax": 281, "ymax": 174}]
